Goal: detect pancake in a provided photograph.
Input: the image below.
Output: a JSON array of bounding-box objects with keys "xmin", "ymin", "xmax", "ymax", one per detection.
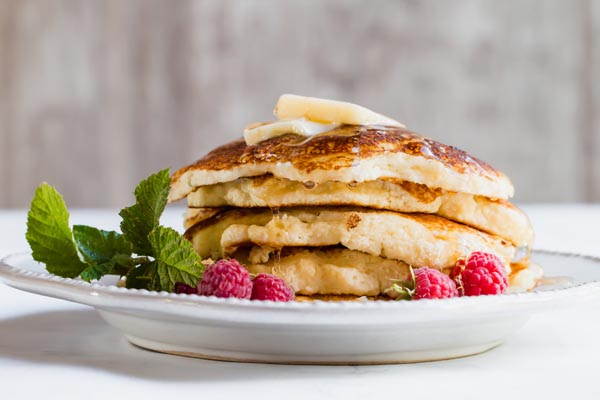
[
  {"xmin": 184, "ymin": 207, "xmax": 516, "ymax": 273},
  {"xmin": 183, "ymin": 207, "xmax": 223, "ymax": 228},
  {"xmin": 234, "ymin": 246, "xmax": 539, "ymax": 296},
  {"xmin": 184, "ymin": 175, "xmax": 533, "ymax": 247},
  {"xmin": 239, "ymin": 246, "xmax": 413, "ymax": 296},
  {"xmin": 509, "ymin": 262, "xmax": 543, "ymax": 293},
  {"xmin": 169, "ymin": 126, "xmax": 514, "ymax": 202}
]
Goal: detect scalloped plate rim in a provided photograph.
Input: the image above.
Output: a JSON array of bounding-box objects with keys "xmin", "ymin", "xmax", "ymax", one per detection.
[{"xmin": 1, "ymin": 249, "xmax": 599, "ymax": 317}]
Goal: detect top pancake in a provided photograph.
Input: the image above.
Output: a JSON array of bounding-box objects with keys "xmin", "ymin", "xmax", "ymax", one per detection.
[{"xmin": 170, "ymin": 126, "xmax": 514, "ymax": 201}]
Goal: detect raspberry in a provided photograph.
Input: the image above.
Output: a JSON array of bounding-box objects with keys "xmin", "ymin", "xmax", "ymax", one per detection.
[
  {"xmin": 251, "ymin": 273, "xmax": 295, "ymax": 301},
  {"xmin": 451, "ymin": 251, "xmax": 508, "ymax": 296},
  {"xmin": 198, "ymin": 259, "xmax": 252, "ymax": 299},
  {"xmin": 386, "ymin": 267, "xmax": 458, "ymax": 300},
  {"xmin": 173, "ymin": 282, "xmax": 198, "ymax": 294},
  {"xmin": 412, "ymin": 267, "xmax": 458, "ymax": 299}
]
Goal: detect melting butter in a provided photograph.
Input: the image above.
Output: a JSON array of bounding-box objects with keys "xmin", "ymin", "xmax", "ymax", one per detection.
[
  {"xmin": 244, "ymin": 119, "xmax": 340, "ymax": 146},
  {"xmin": 275, "ymin": 94, "xmax": 405, "ymax": 128},
  {"xmin": 243, "ymin": 94, "xmax": 406, "ymax": 146}
]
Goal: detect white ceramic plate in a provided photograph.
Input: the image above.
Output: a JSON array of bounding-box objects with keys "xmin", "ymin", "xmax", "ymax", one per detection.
[{"xmin": 1, "ymin": 251, "xmax": 599, "ymax": 364}]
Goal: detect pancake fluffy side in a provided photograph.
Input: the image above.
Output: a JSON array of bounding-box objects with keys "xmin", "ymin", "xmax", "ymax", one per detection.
[
  {"xmin": 185, "ymin": 175, "xmax": 533, "ymax": 247},
  {"xmin": 234, "ymin": 246, "xmax": 539, "ymax": 297},
  {"xmin": 170, "ymin": 126, "xmax": 514, "ymax": 201},
  {"xmin": 184, "ymin": 207, "xmax": 516, "ymax": 272},
  {"xmin": 237, "ymin": 246, "xmax": 413, "ymax": 296}
]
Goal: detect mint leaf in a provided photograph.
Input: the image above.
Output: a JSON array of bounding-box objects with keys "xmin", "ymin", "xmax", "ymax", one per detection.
[
  {"xmin": 119, "ymin": 169, "xmax": 170, "ymax": 255},
  {"xmin": 124, "ymin": 226, "xmax": 205, "ymax": 292},
  {"xmin": 125, "ymin": 262, "xmax": 156, "ymax": 289},
  {"xmin": 148, "ymin": 226, "xmax": 204, "ymax": 291},
  {"xmin": 81, "ymin": 253, "xmax": 139, "ymax": 282},
  {"xmin": 26, "ymin": 183, "xmax": 88, "ymax": 278},
  {"xmin": 80, "ymin": 259, "xmax": 119, "ymax": 282},
  {"xmin": 73, "ymin": 225, "xmax": 134, "ymax": 281},
  {"xmin": 73, "ymin": 225, "xmax": 132, "ymax": 264}
]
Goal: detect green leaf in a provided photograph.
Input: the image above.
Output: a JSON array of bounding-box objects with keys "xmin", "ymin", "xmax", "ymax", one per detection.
[
  {"xmin": 125, "ymin": 262, "xmax": 156, "ymax": 289},
  {"xmin": 73, "ymin": 225, "xmax": 134, "ymax": 282},
  {"xmin": 124, "ymin": 226, "xmax": 204, "ymax": 292},
  {"xmin": 80, "ymin": 259, "xmax": 117, "ymax": 282},
  {"xmin": 119, "ymin": 169, "xmax": 171, "ymax": 256},
  {"xmin": 26, "ymin": 183, "xmax": 88, "ymax": 278},
  {"xmin": 73, "ymin": 225, "xmax": 132, "ymax": 264},
  {"xmin": 148, "ymin": 226, "xmax": 204, "ymax": 291},
  {"xmin": 80, "ymin": 254, "xmax": 139, "ymax": 282}
]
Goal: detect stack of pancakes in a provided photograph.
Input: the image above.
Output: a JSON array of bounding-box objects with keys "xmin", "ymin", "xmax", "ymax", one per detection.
[{"xmin": 170, "ymin": 125, "xmax": 539, "ymax": 298}]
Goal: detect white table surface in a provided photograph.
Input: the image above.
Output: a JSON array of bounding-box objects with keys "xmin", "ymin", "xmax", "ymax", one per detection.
[{"xmin": 1, "ymin": 205, "xmax": 600, "ymax": 399}]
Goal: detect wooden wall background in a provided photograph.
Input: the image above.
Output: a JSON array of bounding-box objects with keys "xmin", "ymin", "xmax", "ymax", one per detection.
[{"xmin": 0, "ymin": 0, "xmax": 598, "ymax": 207}]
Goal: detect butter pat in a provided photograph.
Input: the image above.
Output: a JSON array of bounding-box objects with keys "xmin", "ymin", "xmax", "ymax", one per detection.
[
  {"xmin": 244, "ymin": 119, "xmax": 339, "ymax": 146},
  {"xmin": 243, "ymin": 94, "xmax": 406, "ymax": 146},
  {"xmin": 274, "ymin": 94, "xmax": 405, "ymax": 128}
]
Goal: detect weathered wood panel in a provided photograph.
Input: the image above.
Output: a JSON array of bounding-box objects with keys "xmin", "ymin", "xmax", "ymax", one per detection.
[
  {"xmin": 0, "ymin": 0, "xmax": 596, "ymax": 207},
  {"xmin": 589, "ymin": 0, "xmax": 600, "ymax": 200}
]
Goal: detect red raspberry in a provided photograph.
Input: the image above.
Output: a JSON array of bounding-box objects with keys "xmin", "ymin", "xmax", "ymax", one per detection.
[
  {"xmin": 173, "ymin": 282, "xmax": 198, "ymax": 294},
  {"xmin": 198, "ymin": 259, "xmax": 252, "ymax": 299},
  {"xmin": 451, "ymin": 251, "xmax": 508, "ymax": 296},
  {"xmin": 412, "ymin": 267, "xmax": 458, "ymax": 299},
  {"xmin": 386, "ymin": 267, "xmax": 458, "ymax": 300},
  {"xmin": 251, "ymin": 273, "xmax": 295, "ymax": 302}
]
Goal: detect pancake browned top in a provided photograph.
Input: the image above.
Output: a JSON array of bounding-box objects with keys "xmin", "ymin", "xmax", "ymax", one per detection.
[{"xmin": 170, "ymin": 126, "xmax": 514, "ymax": 201}]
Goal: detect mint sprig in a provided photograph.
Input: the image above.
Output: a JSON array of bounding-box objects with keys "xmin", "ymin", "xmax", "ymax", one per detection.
[{"xmin": 25, "ymin": 169, "xmax": 204, "ymax": 292}]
